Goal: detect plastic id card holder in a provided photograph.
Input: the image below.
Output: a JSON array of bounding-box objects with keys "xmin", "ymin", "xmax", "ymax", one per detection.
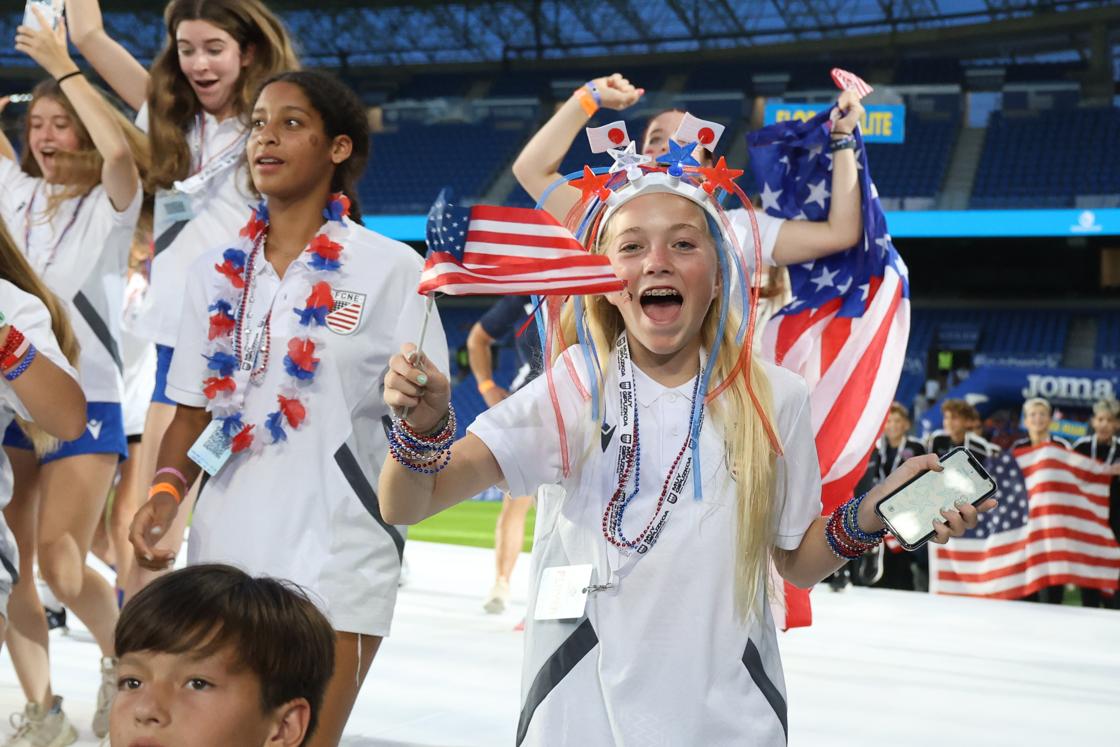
[
  {"xmin": 154, "ymin": 189, "xmax": 194, "ymax": 235},
  {"xmin": 188, "ymin": 420, "xmax": 233, "ymax": 476},
  {"xmin": 534, "ymin": 564, "xmax": 594, "ymax": 621}
]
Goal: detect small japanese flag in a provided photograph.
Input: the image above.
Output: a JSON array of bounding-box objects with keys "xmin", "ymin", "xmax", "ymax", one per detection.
[
  {"xmin": 672, "ymin": 113, "xmax": 725, "ymax": 151},
  {"xmin": 830, "ymin": 68, "xmax": 873, "ymax": 98},
  {"xmin": 586, "ymin": 121, "xmax": 630, "ymax": 154}
]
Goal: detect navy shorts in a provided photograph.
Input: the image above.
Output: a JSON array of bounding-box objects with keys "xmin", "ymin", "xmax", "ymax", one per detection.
[
  {"xmin": 151, "ymin": 344, "xmax": 176, "ymax": 406},
  {"xmin": 3, "ymin": 401, "xmax": 129, "ymax": 464}
]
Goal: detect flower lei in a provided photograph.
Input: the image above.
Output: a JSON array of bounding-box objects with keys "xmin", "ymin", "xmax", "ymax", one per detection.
[{"xmin": 202, "ymin": 193, "xmax": 351, "ymax": 454}]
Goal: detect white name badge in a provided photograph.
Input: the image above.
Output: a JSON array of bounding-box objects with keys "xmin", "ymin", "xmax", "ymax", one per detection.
[
  {"xmin": 534, "ymin": 564, "xmax": 594, "ymax": 621},
  {"xmin": 154, "ymin": 189, "xmax": 194, "ymax": 234},
  {"xmin": 188, "ymin": 420, "xmax": 233, "ymax": 476}
]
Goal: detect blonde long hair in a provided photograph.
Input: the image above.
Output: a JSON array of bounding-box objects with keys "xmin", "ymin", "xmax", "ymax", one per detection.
[
  {"xmin": 146, "ymin": 0, "xmax": 299, "ymax": 191},
  {"xmin": 20, "ymin": 80, "xmax": 151, "ymax": 220},
  {"xmin": 0, "ymin": 219, "xmax": 80, "ymax": 454},
  {"xmin": 558, "ymin": 197, "xmax": 780, "ymax": 621}
]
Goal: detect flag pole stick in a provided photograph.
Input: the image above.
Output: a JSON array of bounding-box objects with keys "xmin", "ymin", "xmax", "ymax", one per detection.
[{"xmin": 401, "ymin": 294, "xmax": 436, "ymax": 419}]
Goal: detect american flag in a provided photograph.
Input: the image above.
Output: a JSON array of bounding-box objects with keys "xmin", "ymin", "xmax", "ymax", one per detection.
[
  {"xmin": 417, "ymin": 189, "xmax": 625, "ymax": 297},
  {"xmin": 831, "ymin": 68, "xmax": 874, "ymax": 98},
  {"xmin": 931, "ymin": 444, "xmax": 1120, "ymax": 599},
  {"xmin": 749, "ymin": 108, "xmax": 911, "ymax": 517}
]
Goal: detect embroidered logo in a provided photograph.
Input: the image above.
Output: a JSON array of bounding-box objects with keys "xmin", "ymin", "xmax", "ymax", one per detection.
[{"xmin": 326, "ymin": 290, "xmax": 366, "ymax": 335}]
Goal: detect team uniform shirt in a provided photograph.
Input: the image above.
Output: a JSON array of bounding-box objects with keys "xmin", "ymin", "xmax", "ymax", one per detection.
[
  {"xmin": 1010, "ymin": 435, "xmax": 1071, "ymax": 450},
  {"xmin": 167, "ymin": 218, "xmax": 448, "ymax": 635},
  {"xmin": 926, "ymin": 430, "xmax": 1000, "ymax": 462},
  {"xmin": 1072, "ymin": 435, "xmax": 1119, "ymax": 465},
  {"xmin": 0, "ymin": 158, "xmax": 141, "ymax": 403},
  {"xmin": 136, "ymin": 104, "xmax": 253, "ymax": 347},
  {"xmin": 865, "ymin": 435, "xmax": 927, "ymax": 483},
  {"xmin": 470, "ymin": 345, "xmax": 821, "ymax": 746},
  {"xmin": 0, "ymin": 280, "xmax": 79, "ymax": 609},
  {"xmin": 120, "ymin": 326, "xmax": 156, "ymax": 438}
]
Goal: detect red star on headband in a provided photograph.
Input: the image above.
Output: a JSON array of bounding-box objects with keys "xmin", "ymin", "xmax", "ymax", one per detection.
[
  {"xmin": 568, "ymin": 166, "xmax": 612, "ymax": 202},
  {"xmin": 698, "ymin": 157, "xmax": 744, "ymax": 196}
]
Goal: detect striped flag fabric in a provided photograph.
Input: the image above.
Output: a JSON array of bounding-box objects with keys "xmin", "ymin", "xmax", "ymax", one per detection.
[
  {"xmin": 749, "ymin": 108, "xmax": 911, "ymax": 517},
  {"xmin": 930, "ymin": 444, "xmax": 1120, "ymax": 599},
  {"xmin": 418, "ymin": 189, "xmax": 625, "ymax": 297},
  {"xmin": 831, "ymin": 67, "xmax": 874, "ymax": 98}
]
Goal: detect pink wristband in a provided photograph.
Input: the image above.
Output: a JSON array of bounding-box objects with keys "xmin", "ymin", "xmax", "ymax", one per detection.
[{"xmin": 154, "ymin": 466, "xmax": 189, "ymax": 488}]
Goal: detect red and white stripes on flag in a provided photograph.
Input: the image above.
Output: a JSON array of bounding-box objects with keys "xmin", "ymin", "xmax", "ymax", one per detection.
[
  {"xmin": 418, "ymin": 205, "xmax": 624, "ymax": 297},
  {"xmin": 931, "ymin": 445, "xmax": 1120, "ymax": 599},
  {"xmin": 831, "ymin": 68, "xmax": 874, "ymax": 98},
  {"xmin": 760, "ymin": 268, "xmax": 911, "ymax": 515}
]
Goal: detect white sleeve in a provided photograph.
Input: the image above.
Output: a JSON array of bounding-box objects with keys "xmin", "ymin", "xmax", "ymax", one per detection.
[
  {"xmin": 134, "ymin": 103, "xmax": 149, "ymax": 134},
  {"xmin": 729, "ymin": 208, "xmax": 783, "ymax": 270},
  {"xmin": 769, "ymin": 368, "xmax": 823, "ymax": 550},
  {"xmin": 468, "ymin": 347, "xmax": 591, "ymax": 498},
  {"xmin": 0, "ymin": 283, "xmax": 78, "ymax": 419},
  {"xmin": 0, "ymin": 158, "xmax": 36, "ymax": 218},
  {"xmin": 164, "ymin": 259, "xmax": 212, "ymax": 408},
  {"xmin": 108, "ymin": 179, "xmax": 145, "ymax": 227}
]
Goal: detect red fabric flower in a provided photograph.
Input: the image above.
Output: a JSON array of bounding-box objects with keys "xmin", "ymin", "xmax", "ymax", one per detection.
[
  {"xmin": 208, "ymin": 313, "xmax": 235, "ymax": 340},
  {"xmin": 308, "ymin": 234, "xmax": 343, "ymax": 262},
  {"xmin": 240, "ymin": 213, "xmax": 267, "ymax": 240},
  {"xmin": 202, "ymin": 376, "xmax": 236, "ymax": 400},
  {"xmin": 231, "ymin": 424, "xmax": 255, "ymax": 453},
  {"xmin": 215, "ymin": 260, "xmax": 246, "ymax": 289},
  {"xmin": 278, "ymin": 395, "xmax": 306, "ymax": 429},
  {"xmin": 305, "ymin": 281, "xmax": 334, "ymax": 311},
  {"xmin": 287, "ymin": 338, "xmax": 319, "ymax": 372}
]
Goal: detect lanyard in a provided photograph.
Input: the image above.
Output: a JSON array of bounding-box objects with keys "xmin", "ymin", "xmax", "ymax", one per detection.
[
  {"xmin": 23, "ymin": 183, "xmax": 87, "ymax": 275},
  {"xmin": 173, "ymin": 113, "xmax": 248, "ymax": 195}
]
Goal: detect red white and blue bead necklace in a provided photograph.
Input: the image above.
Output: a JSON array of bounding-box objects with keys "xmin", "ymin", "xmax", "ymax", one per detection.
[{"xmin": 201, "ymin": 193, "xmax": 351, "ymax": 454}]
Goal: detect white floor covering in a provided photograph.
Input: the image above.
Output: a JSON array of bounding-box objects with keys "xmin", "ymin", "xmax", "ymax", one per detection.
[{"xmin": 1, "ymin": 540, "xmax": 1117, "ymax": 746}]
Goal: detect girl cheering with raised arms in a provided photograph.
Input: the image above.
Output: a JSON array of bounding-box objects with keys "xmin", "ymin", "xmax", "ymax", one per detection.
[{"xmin": 379, "ymin": 124, "xmax": 994, "ymax": 745}]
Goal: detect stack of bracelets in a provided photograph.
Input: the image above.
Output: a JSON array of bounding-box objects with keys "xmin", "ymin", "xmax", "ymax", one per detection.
[
  {"xmin": 825, "ymin": 492, "xmax": 888, "ymax": 560},
  {"xmin": 388, "ymin": 404, "xmax": 456, "ymax": 475},
  {"xmin": 0, "ymin": 326, "xmax": 38, "ymax": 383}
]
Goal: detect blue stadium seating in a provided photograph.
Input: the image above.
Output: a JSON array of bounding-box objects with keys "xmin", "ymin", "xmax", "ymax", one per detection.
[
  {"xmin": 1096, "ymin": 314, "xmax": 1120, "ymax": 370},
  {"xmin": 864, "ymin": 111, "xmax": 959, "ymax": 198},
  {"xmin": 970, "ymin": 107, "xmax": 1120, "ymax": 208}
]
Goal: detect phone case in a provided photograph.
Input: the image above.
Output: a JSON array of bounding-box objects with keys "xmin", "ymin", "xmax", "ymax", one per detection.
[{"xmin": 873, "ymin": 446, "xmax": 998, "ymax": 551}]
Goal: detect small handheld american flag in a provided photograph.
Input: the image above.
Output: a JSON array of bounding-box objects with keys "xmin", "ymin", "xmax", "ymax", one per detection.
[
  {"xmin": 831, "ymin": 68, "xmax": 874, "ymax": 98},
  {"xmin": 418, "ymin": 189, "xmax": 625, "ymax": 297}
]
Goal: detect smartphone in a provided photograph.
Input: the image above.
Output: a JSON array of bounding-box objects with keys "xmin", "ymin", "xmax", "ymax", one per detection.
[
  {"xmin": 22, "ymin": 0, "xmax": 64, "ymax": 31},
  {"xmin": 874, "ymin": 447, "xmax": 997, "ymax": 551}
]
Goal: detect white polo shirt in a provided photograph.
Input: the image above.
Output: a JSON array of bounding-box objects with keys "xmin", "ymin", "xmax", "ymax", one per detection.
[
  {"xmin": 470, "ymin": 344, "xmax": 822, "ymax": 746},
  {"xmin": 0, "ymin": 158, "xmax": 141, "ymax": 403},
  {"xmin": 166, "ymin": 216, "xmax": 448, "ymax": 636},
  {"xmin": 728, "ymin": 207, "xmax": 783, "ymax": 270},
  {"xmin": 0, "ymin": 279, "xmax": 80, "ymax": 509},
  {"xmin": 135, "ymin": 105, "xmax": 253, "ymax": 347}
]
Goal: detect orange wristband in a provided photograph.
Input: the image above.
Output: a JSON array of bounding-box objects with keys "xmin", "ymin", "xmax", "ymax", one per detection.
[
  {"xmin": 573, "ymin": 87, "xmax": 599, "ymax": 117},
  {"xmin": 478, "ymin": 379, "xmax": 497, "ymax": 394},
  {"xmin": 149, "ymin": 481, "xmax": 183, "ymax": 505}
]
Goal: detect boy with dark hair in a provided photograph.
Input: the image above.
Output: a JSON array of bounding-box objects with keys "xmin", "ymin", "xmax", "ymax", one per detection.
[
  {"xmin": 110, "ymin": 564, "xmax": 335, "ymax": 747},
  {"xmin": 927, "ymin": 398, "xmax": 999, "ymax": 461}
]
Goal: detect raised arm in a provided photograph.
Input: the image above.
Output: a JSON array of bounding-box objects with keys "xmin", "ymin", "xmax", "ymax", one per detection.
[
  {"xmin": 770, "ymin": 90, "xmax": 865, "ymax": 266},
  {"xmin": 64, "ymin": 0, "xmax": 151, "ymax": 111},
  {"xmin": 17, "ymin": 12, "xmax": 140, "ymax": 210},
  {"xmin": 512, "ymin": 73, "xmax": 643, "ymax": 221},
  {"xmin": 379, "ymin": 344, "xmax": 504, "ymax": 525}
]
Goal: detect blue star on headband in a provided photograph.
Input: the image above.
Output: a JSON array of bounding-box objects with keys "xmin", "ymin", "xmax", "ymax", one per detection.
[{"xmin": 657, "ymin": 140, "xmax": 700, "ymax": 177}]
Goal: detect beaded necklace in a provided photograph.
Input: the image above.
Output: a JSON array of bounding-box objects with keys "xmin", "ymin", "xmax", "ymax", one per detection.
[
  {"xmin": 201, "ymin": 193, "xmax": 350, "ymax": 454},
  {"xmin": 601, "ymin": 333, "xmax": 705, "ymax": 557}
]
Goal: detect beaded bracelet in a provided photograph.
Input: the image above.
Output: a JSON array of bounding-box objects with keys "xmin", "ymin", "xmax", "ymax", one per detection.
[
  {"xmin": 3, "ymin": 337, "xmax": 30, "ymax": 371},
  {"xmin": 3, "ymin": 345, "xmax": 36, "ymax": 382},
  {"xmin": 388, "ymin": 405, "xmax": 456, "ymax": 474},
  {"xmin": 0, "ymin": 327, "xmax": 25, "ymax": 366},
  {"xmin": 825, "ymin": 492, "xmax": 886, "ymax": 560}
]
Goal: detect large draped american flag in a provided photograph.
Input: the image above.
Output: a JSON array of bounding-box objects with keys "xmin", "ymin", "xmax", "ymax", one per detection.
[
  {"xmin": 749, "ymin": 110, "xmax": 910, "ymax": 513},
  {"xmin": 931, "ymin": 444, "xmax": 1120, "ymax": 598},
  {"xmin": 748, "ymin": 107, "xmax": 910, "ymax": 629}
]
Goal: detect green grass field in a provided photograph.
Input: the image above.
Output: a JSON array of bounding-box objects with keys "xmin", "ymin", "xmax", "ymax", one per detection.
[{"xmin": 409, "ymin": 500, "xmax": 535, "ymax": 551}]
